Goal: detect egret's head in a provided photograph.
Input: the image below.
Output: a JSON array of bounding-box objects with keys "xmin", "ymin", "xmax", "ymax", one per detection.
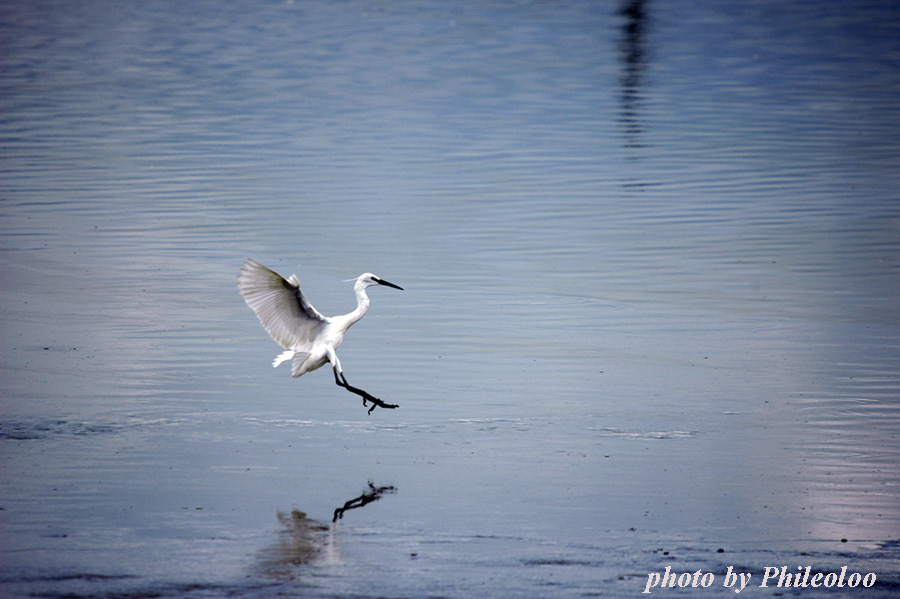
[{"xmin": 357, "ymin": 273, "xmax": 403, "ymax": 291}]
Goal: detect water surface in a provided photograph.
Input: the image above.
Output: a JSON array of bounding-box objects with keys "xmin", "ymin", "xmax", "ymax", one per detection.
[{"xmin": 2, "ymin": 1, "xmax": 899, "ymax": 597}]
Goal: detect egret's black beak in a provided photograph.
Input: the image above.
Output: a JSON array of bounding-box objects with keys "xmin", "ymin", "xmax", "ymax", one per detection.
[{"xmin": 376, "ymin": 278, "xmax": 403, "ymax": 291}]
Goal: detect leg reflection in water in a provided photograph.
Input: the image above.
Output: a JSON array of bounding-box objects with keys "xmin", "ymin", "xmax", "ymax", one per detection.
[{"xmin": 333, "ymin": 482, "xmax": 397, "ymax": 522}]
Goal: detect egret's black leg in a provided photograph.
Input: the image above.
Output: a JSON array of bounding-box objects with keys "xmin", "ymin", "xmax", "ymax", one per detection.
[
  {"xmin": 333, "ymin": 369, "xmax": 398, "ymax": 414},
  {"xmin": 333, "ymin": 368, "xmax": 366, "ymax": 407}
]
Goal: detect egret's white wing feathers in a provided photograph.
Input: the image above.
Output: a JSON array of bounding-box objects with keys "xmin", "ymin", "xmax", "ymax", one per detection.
[{"xmin": 237, "ymin": 259, "xmax": 329, "ymax": 350}]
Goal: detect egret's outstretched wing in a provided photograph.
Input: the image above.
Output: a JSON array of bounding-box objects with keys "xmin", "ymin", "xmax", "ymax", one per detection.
[{"xmin": 237, "ymin": 259, "xmax": 329, "ymax": 349}]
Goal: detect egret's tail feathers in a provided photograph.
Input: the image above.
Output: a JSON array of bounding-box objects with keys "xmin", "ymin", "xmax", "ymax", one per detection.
[{"xmin": 273, "ymin": 350, "xmax": 294, "ymax": 368}]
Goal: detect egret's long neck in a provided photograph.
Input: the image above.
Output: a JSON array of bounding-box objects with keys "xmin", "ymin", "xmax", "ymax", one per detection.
[{"xmin": 338, "ymin": 283, "xmax": 370, "ymax": 332}]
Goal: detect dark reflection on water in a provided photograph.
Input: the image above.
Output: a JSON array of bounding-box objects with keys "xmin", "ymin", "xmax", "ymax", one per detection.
[
  {"xmin": 333, "ymin": 482, "xmax": 397, "ymax": 523},
  {"xmin": 617, "ymin": 0, "xmax": 649, "ymax": 147}
]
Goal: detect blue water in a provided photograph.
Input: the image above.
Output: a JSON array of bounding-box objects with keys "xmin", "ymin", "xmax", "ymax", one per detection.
[{"xmin": 2, "ymin": 1, "xmax": 899, "ymax": 597}]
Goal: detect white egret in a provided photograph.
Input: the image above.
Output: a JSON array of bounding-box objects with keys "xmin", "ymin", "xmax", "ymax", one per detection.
[{"xmin": 237, "ymin": 258, "xmax": 403, "ymax": 414}]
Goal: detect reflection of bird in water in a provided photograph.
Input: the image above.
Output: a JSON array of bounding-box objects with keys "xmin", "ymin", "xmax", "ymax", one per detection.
[
  {"xmin": 237, "ymin": 259, "xmax": 403, "ymax": 413},
  {"xmin": 255, "ymin": 484, "xmax": 397, "ymax": 582},
  {"xmin": 256, "ymin": 510, "xmax": 340, "ymax": 581}
]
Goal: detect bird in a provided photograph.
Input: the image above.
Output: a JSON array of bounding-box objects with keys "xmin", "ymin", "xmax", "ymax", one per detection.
[{"xmin": 237, "ymin": 258, "xmax": 403, "ymax": 414}]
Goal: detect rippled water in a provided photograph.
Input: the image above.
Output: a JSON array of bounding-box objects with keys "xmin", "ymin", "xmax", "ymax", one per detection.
[{"xmin": 2, "ymin": 1, "xmax": 899, "ymax": 597}]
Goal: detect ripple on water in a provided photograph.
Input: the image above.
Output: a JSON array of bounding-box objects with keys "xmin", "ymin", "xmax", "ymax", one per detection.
[{"xmin": 0, "ymin": 418, "xmax": 122, "ymax": 440}]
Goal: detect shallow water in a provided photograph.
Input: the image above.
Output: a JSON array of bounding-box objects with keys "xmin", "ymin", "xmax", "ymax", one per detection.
[{"xmin": 2, "ymin": 1, "xmax": 899, "ymax": 597}]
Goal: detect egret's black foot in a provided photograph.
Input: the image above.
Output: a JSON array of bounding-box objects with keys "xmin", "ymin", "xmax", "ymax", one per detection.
[{"xmin": 364, "ymin": 396, "xmax": 399, "ymax": 414}]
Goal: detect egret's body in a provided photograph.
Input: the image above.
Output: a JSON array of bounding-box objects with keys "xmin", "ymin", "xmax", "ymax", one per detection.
[{"xmin": 237, "ymin": 259, "xmax": 402, "ymax": 413}]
